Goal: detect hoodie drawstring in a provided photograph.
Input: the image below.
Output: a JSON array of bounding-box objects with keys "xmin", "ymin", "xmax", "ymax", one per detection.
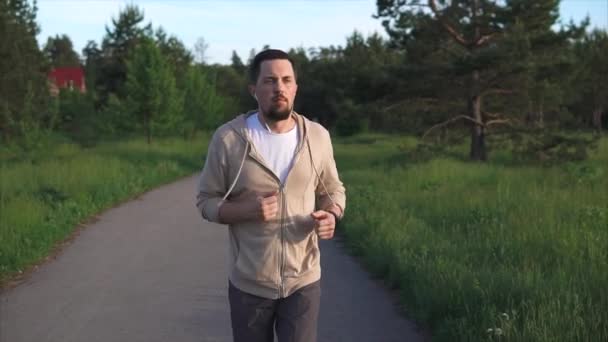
[
  {"xmin": 306, "ymin": 136, "xmax": 336, "ymax": 207},
  {"xmin": 220, "ymin": 140, "xmax": 250, "ymax": 204},
  {"xmin": 220, "ymin": 119, "xmax": 335, "ymax": 210}
]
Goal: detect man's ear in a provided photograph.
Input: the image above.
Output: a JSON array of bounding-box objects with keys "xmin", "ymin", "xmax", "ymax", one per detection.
[{"xmin": 248, "ymin": 85, "xmax": 257, "ymax": 100}]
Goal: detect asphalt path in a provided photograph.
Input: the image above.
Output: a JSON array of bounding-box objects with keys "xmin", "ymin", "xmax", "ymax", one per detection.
[{"xmin": 0, "ymin": 174, "xmax": 426, "ymax": 342}]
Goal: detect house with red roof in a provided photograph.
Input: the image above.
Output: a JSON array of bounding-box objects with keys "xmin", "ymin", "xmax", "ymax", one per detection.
[{"xmin": 48, "ymin": 67, "xmax": 86, "ymax": 96}]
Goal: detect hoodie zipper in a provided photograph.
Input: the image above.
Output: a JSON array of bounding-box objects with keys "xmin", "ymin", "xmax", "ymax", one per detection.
[
  {"xmin": 234, "ymin": 115, "xmax": 308, "ymax": 299},
  {"xmin": 276, "ymin": 136, "xmax": 308, "ymax": 298},
  {"xmin": 279, "ymin": 184, "xmax": 286, "ymax": 298}
]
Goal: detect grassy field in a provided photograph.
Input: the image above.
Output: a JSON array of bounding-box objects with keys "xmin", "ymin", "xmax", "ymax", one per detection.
[
  {"xmin": 0, "ymin": 135, "xmax": 209, "ymax": 285},
  {"xmin": 1, "ymin": 132, "xmax": 606, "ymax": 341},
  {"xmin": 334, "ymin": 134, "xmax": 607, "ymax": 341}
]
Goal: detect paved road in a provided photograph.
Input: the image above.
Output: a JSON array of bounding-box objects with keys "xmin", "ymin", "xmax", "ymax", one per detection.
[{"xmin": 0, "ymin": 174, "xmax": 426, "ymax": 342}]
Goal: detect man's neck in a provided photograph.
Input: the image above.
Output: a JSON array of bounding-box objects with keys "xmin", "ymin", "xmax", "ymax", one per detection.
[{"xmin": 258, "ymin": 112, "xmax": 296, "ymax": 134}]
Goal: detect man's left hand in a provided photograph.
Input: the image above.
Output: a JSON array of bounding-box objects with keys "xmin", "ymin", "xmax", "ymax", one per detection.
[{"xmin": 311, "ymin": 210, "xmax": 336, "ymax": 240}]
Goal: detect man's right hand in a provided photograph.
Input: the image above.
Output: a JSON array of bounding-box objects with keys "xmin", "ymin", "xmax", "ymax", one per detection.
[
  {"xmin": 218, "ymin": 191, "xmax": 279, "ymax": 224},
  {"xmin": 251, "ymin": 191, "xmax": 279, "ymax": 221}
]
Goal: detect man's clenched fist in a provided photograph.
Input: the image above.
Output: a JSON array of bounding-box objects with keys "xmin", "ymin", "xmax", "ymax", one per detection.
[{"xmin": 311, "ymin": 210, "xmax": 336, "ymax": 240}]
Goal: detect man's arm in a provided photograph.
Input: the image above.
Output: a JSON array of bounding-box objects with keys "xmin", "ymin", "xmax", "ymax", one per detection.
[
  {"xmin": 311, "ymin": 130, "xmax": 346, "ymax": 240},
  {"xmin": 315, "ymin": 130, "xmax": 346, "ymax": 219},
  {"xmin": 196, "ymin": 131, "xmax": 279, "ymax": 225},
  {"xmin": 218, "ymin": 191, "xmax": 278, "ymax": 224},
  {"xmin": 196, "ymin": 131, "xmax": 229, "ymax": 223}
]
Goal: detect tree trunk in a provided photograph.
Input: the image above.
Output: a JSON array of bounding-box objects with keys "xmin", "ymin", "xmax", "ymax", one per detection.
[
  {"xmin": 525, "ymin": 100, "xmax": 534, "ymax": 126},
  {"xmin": 469, "ymin": 96, "xmax": 486, "ymax": 161},
  {"xmin": 468, "ymin": 1, "xmax": 486, "ymax": 161},
  {"xmin": 538, "ymin": 100, "xmax": 544, "ymax": 129},
  {"xmin": 592, "ymin": 107, "xmax": 603, "ymax": 135},
  {"xmin": 145, "ymin": 113, "xmax": 151, "ymax": 145},
  {"xmin": 469, "ymin": 70, "xmax": 487, "ymax": 161}
]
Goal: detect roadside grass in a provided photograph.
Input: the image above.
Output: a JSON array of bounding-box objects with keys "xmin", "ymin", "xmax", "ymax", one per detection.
[
  {"xmin": 0, "ymin": 136, "xmax": 209, "ymax": 285},
  {"xmin": 2, "ymin": 130, "xmax": 606, "ymax": 341},
  {"xmin": 334, "ymin": 134, "xmax": 607, "ymax": 341}
]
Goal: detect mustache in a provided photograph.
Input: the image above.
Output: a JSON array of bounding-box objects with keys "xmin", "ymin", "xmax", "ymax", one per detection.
[{"xmin": 272, "ymin": 95, "xmax": 288, "ymax": 102}]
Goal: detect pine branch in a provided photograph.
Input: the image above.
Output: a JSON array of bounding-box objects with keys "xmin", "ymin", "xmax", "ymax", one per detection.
[
  {"xmin": 482, "ymin": 88, "xmax": 515, "ymax": 96},
  {"xmin": 422, "ymin": 115, "xmax": 483, "ymax": 140},
  {"xmin": 428, "ymin": 0, "xmax": 470, "ymax": 48},
  {"xmin": 475, "ymin": 33, "xmax": 501, "ymax": 47}
]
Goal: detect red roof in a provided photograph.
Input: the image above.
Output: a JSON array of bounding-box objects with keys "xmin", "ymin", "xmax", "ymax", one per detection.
[{"xmin": 48, "ymin": 67, "xmax": 86, "ymax": 94}]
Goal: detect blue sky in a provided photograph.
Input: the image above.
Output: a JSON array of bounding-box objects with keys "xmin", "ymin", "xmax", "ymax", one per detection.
[{"xmin": 37, "ymin": 0, "xmax": 608, "ymax": 65}]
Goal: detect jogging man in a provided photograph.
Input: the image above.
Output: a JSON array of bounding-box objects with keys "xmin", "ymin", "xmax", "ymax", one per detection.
[{"xmin": 196, "ymin": 49, "xmax": 346, "ymax": 342}]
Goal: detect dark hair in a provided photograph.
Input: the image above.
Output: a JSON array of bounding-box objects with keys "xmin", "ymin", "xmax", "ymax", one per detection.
[{"xmin": 249, "ymin": 49, "xmax": 296, "ymax": 84}]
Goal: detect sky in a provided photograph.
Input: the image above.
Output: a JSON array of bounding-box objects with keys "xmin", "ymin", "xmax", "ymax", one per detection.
[{"xmin": 36, "ymin": 0, "xmax": 608, "ymax": 65}]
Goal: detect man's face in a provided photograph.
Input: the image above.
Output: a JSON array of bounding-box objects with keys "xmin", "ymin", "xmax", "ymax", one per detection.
[{"xmin": 252, "ymin": 59, "xmax": 298, "ymax": 121}]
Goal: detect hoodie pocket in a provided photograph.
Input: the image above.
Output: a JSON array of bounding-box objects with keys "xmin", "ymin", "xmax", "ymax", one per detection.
[
  {"xmin": 282, "ymin": 215, "xmax": 319, "ymax": 278},
  {"xmin": 233, "ymin": 225, "xmax": 281, "ymax": 284}
]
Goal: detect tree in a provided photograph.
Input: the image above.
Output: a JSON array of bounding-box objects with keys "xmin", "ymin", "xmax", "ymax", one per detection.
[
  {"xmin": 126, "ymin": 37, "xmax": 183, "ymax": 143},
  {"xmin": 375, "ymin": 0, "xmax": 576, "ymax": 160},
  {"xmin": 209, "ymin": 63, "xmax": 251, "ymax": 115},
  {"xmin": 0, "ymin": 0, "xmax": 49, "ymax": 142},
  {"xmin": 55, "ymin": 89, "xmax": 97, "ymax": 145},
  {"xmin": 99, "ymin": 5, "xmax": 152, "ymax": 101},
  {"xmin": 230, "ymin": 50, "xmax": 246, "ymax": 74},
  {"xmin": 247, "ymin": 48, "xmax": 257, "ymax": 66},
  {"xmin": 288, "ymin": 32, "xmax": 401, "ymax": 132},
  {"xmin": 182, "ymin": 65, "xmax": 226, "ymax": 138},
  {"xmin": 572, "ymin": 30, "xmax": 608, "ymax": 135},
  {"xmin": 155, "ymin": 26, "xmax": 193, "ymax": 88},
  {"xmin": 42, "ymin": 34, "xmax": 80, "ymax": 67},
  {"xmin": 212, "ymin": 51, "xmax": 253, "ymax": 114},
  {"xmin": 82, "ymin": 40, "xmax": 102, "ymax": 101},
  {"xmin": 194, "ymin": 36, "xmax": 209, "ymax": 64}
]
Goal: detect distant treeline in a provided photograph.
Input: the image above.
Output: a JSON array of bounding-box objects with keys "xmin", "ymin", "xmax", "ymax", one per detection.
[{"xmin": 1, "ymin": 0, "xmax": 606, "ymax": 161}]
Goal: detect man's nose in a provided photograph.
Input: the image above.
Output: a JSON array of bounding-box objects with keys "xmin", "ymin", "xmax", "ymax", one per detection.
[{"xmin": 273, "ymin": 80, "xmax": 285, "ymax": 93}]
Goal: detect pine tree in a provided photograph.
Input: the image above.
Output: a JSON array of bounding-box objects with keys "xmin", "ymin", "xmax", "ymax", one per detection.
[
  {"xmin": 82, "ymin": 40, "xmax": 102, "ymax": 100},
  {"xmin": 572, "ymin": 30, "xmax": 608, "ymax": 135},
  {"xmin": 375, "ymin": 0, "xmax": 579, "ymax": 160},
  {"xmin": 42, "ymin": 34, "xmax": 80, "ymax": 67},
  {"xmin": 182, "ymin": 65, "xmax": 225, "ymax": 138},
  {"xmin": 126, "ymin": 37, "xmax": 183, "ymax": 144},
  {"xmin": 99, "ymin": 5, "xmax": 152, "ymax": 102},
  {"xmin": 0, "ymin": 0, "xmax": 49, "ymax": 142},
  {"xmin": 154, "ymin": 26, "xmax": 193, "ymax": 89},
  {"xmin": 230, "ymin": 50, "xmax": 246, "ymax": 74}
]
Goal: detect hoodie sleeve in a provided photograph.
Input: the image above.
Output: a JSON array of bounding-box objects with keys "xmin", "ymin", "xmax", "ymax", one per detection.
[
  {"xmin": 316, "ymin": 129, "xmax": 346, "ymax": 218},
  {"xmin": 196, "ymin": 130, "xmax": 228, "ymax": 223}
]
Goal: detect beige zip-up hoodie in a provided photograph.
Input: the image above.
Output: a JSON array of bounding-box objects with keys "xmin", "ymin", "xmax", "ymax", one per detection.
[{"xmin": 196, "ymin": 111, "xmax": 346, "ymax": 299}]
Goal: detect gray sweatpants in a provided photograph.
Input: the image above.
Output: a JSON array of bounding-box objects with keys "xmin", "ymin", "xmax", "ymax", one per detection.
[{"xmin": 228, "ymin": 280, "xmax": 321, "ymax": 342}]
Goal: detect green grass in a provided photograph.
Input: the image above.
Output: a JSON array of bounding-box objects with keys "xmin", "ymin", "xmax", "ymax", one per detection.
[
  {"xmin": 334, "ymin": 134, "xmax": 608, "ymax": 341},
  {"xmin": 1, "ymin": 131, "xmax": 606, "ymax": 341},
  {"xmin": 0, "ymin": 135, "xmax": 209, "ymax": 285}
]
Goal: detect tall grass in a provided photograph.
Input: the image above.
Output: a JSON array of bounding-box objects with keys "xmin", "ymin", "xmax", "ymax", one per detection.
[
  {"xmin": 0, "ymin": 136, "xmax": 209, "ymax": 284},
  {"xmin": 334, "ymin": 135, "xmax": 608, "ymax": 341},
  {"xmin": 2, "ymin": 131, "xmax": 606, "ymax": 341}
]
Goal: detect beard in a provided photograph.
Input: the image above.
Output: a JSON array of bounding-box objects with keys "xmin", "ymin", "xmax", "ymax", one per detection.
[{"xmin": 265, "ymin": 101, "xmax": 292, "ymax": 121}]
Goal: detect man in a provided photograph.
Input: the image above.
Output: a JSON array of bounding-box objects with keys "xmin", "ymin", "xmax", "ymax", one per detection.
[{"xmin": 196, "ymin": 49, "xmax": 346, "ymax": 342}]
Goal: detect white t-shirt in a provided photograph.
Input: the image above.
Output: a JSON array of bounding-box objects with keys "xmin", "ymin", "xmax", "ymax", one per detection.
[{"xmin": 246, "ymin": 113, "xmax": 299, "ymax": 184}]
